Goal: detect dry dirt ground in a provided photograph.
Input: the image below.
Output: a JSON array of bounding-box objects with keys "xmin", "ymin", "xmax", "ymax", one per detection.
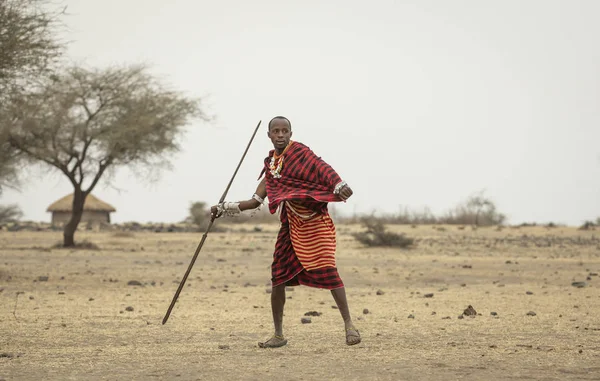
[{"xmin": 1, "ymin": 224, "xmax": 600, "ymax": 381}]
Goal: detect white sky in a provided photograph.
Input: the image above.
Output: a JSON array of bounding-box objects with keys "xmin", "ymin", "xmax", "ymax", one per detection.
[{"xmin": 3, "ymin": 0, "xmax": 600, "ymax": 225}]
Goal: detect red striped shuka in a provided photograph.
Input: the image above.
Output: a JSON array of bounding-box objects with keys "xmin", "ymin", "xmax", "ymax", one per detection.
[{"xmin": 260, "ymin": 140, "xmax": 346, "ymax": 290}]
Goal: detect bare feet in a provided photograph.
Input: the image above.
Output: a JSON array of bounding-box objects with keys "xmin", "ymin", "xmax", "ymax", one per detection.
[
  {"xmin": 258, "ymin": 335, "xmax": 288, "ymax": 348},
  {"xmin": 345, "ymin": 327, "xmax": 361, "ymax": 346}
]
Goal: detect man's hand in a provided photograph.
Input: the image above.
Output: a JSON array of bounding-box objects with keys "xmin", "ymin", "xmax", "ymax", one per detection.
[
  {"xmin": 210, "ymin": 205, "xmax": 222, "ymax": 220},
  {"xmin": 338, "ymin": 185, "xmax": 353, "ymax": 201}
]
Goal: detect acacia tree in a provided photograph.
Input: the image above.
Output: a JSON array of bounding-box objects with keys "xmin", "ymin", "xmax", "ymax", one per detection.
[
  {"xmin": 465, "ymin": 190, "xmax": 505, "ymax": 227},
  {"xmin": 0, "ymin": 0, "xmax": 63, "ymax": 194},
  {"xmin": 3, "ymin": 65, "xmax": 206, "ymax": 246},
  {"xmin": 0, "ymin": 0, "xmax": 62, "ymax": 90}
]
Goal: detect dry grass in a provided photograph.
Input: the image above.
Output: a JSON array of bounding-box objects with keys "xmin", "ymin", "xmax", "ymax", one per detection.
[{"xmin": 1, "ymin": 224, "xmax": 600, "ymax": 380}]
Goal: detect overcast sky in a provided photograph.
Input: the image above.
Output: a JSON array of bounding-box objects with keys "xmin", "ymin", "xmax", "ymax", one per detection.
[{"xmin": 3, "ymin": 0, "xmax": 599, "ymax": 225}]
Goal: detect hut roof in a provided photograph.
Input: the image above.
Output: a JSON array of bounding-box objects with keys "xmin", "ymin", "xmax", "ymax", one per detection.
[{"xmin": 47, "ymin": 194, "xmax": 116, "ymax": 213}]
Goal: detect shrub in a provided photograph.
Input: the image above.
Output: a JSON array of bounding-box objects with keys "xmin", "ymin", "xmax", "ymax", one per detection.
[
  {"xmin": 352, "ymin": 218, "xmax": 414, "ymax": 248},
  {"xmin": 579, "ymin": 221, "xmax": 596, "ymax": 231},
  {"xmin": 0, "ymin": 204, "xmax": 22, "ymax": 223}
]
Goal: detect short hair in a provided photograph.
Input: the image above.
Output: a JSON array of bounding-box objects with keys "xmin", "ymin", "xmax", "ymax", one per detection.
[{"xmin": 268, "ymin": 116, "xmax": 292, "ymax": 131}]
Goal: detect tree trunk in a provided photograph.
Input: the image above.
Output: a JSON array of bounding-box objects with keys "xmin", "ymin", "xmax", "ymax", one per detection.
[{"xmin": 63, "ymin": 188, "xmax": 86, "ymax": 247}]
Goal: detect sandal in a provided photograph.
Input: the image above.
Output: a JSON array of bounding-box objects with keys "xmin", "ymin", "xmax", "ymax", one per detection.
[
  {"xmin": 346, "ymin": 327, "xmax": 361, "ymax": 346},
  {"xmin": 258, "ymin": 335, "xmax": 288, "ymax": 348}
]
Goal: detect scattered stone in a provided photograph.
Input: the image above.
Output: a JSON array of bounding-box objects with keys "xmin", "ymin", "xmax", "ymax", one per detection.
[
  {"xmin": 363, "ymin": 308, "xmax": 370, "ymax": 315},
  {"xmin": 505, "ymin": 260, "xmax": 512, "ymax": 264},
  {"xmin": 127, "ymin": 280, "xmax": 143, "ymax": 286},
  {"xmin": 526, "ymin": 311, "xmax": 537, "ymax": 316},
  {"xmin": 265, "ymin": 289, "xmax": 272, "ymax": 294},
  {"xmin": 218, "ymin": 345, "xmax": 230, "ymax": 350},
  {"xmin": 216, "ymin": 258, "xmax": 226, "ymax": 262},
  {"xmin": 489, "ymin": 345, "xmax": 497, "ymax": 348},
  {"xmin": 491, "ymin": 312, "xmax": 498, "ymax": 316},
  {"xmin": 462, "ymin": 265, "xmax": 472, "ymax": 269},
  {"xmin": 0, "ymin": 353, "xmax": 14, "ymax": 358},
  {"xmin": 301, "ymin": 317, "xmax": 312, "ymax": 324},
  {"xmin": 458, "ymin": 315, "xmax": 464, "ymax": 319},
  {"xmin": 29, "ymin": 296, "xmax": 34, "ymax": 300},
  {"xmin": 58, "ymin": 291, "xmax": 65, "ymax": 295},
  {"xmin": 590, "ymin": 272, "xmax": 598, "ymax": 277},
  {"xmin": 285, "ymin": 287, "xmax": 294, "ymax": 292},
  {"xmin": 442, "ymin": 316, "xmax": 451, "ymax": 320},
  {"xmin": 304, "ymin": 311, "xmax": 322, "ymax": 317},
  {"xmin": 125, "ymin": 306, "xmax": 134, "ymax": 312},
  {"xmin": 572, "ymin": 282, "xmax": 587, "ymax": 288},
  {"xmin": 408, "ymin": 314, "xmax": 415, "ymax": 319},
  {"xmin": 431, "ymin": 311, "xmax": 437, "ymax": 315},
  {"xmin": 424, "ymin": 293, "xmax": 434, "ymax": 298},
  {"xmin": 376, "ymin": 289, "xmax": 385, "ymax": 295},
  {"xmin": 38, "ymin": 276, "xmax": 49, "ymax": 282},
  {"xmin": 331, "ymin": 305, "xmax": 338, "ymax": 309},
  {"xmin": 526, "ymin": 291, "xmax": 533, "ymax": 295},
  {"xmin": 463, "ymin": 305, "xmax": 477, "ymax": 316},
  {"xmin": 89, "ymin": 298, "xmax": 94, "ymax": 301}
]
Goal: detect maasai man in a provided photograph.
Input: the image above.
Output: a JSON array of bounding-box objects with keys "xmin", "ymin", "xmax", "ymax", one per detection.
[{"xmin": 211, "ymin": 116, "xmax": 361, "ymax": 347}]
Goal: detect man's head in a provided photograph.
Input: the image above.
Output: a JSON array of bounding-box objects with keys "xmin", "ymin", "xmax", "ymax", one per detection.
[{"xmin": 267, "ymin": 116, "xmax": 293, "ymax": 153}]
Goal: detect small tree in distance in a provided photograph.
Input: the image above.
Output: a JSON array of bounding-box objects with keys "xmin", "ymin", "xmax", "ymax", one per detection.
[
  {"xmin": 3, "ymin": 65, "xmax": 207, "ymax": 246},
  {"xmin": 187, "ymin": 201, "xmax": 209, "ymax": 231},
  {"xmin": 0, "ymin": 204, "xmax": 23, "ymax": 223}
]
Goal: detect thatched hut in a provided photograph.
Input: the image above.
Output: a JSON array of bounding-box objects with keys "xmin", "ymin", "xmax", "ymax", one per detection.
[{"xmin": 47, "ymin": 194, "xmax": 116, "ymax": 226}]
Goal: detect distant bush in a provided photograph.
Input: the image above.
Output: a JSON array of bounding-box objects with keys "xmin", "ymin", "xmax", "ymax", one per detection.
[
  {"xmin": 439, "ymin": 191, "xmax": 505, "ymax": 226},
  {"xmin": 0, "ymin": 204, "xmax": 22, "ymax": 223},
  {"xmin": 339, "ymin": 190, "xmax": 505, "ymax": 227},
  {"xmin": 187, "ymin": 201, "xmax": 209, "ymax": 230},
  {"xmin": 579, "ymin": 221, "xmax": 596, "ymax": 231},
  {"xmin": 352, "ymin": 218, "xmax": 414, "ymax": 248}
]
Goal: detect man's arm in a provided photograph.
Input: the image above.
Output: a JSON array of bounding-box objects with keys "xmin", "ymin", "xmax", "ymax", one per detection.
[
  {"xmin": 210, "ymin": 177, "xmax": 266, "ymax": 218},
  {"xmin": 306, "ymin": 148, "xmax": 353, "ymax": 201}
]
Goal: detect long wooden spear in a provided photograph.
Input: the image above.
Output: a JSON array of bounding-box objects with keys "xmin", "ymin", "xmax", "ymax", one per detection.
[{"xmin": 162, "ymin": 120, "xmax": 262, "ymax": 324}]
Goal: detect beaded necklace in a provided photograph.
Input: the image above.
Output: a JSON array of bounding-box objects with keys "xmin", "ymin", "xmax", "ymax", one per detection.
[{"xmin": 269, "ymin": 141, "xmax": 293, "ymax": 178}]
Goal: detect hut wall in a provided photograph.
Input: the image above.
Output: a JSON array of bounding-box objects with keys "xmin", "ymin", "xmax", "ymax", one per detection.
[{"xmin": 51, "ymin": 211, "xmax": 110, "ymax": 226}]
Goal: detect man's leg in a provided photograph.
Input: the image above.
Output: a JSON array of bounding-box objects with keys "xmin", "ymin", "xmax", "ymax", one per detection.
[
  {"xmin": 331, "ymin": 287, "xmax": 361, "ymax": 345},
  {"xmin": 271, "ymin": 284, "xmax": 286, "ymax": 336},
  {"xmin": 258, "ymin": 284, "xmax": 287, "ymax": 348}
]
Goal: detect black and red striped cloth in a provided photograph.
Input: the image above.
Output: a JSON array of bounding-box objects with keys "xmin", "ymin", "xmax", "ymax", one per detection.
[{"xmin": 261, "ymin": 141, "xmax": 346, "ymax": 289}]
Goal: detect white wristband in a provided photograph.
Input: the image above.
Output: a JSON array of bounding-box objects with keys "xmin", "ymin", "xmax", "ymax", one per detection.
[
  {"xmin": 333, "ymin": 181, "xmax": 347, "ymax": 195},
  {"xmin": 217, "ymin": 202, "xmax": 241, "ymax": 217},
  {"xmin": 252, "ymin": 193, "xmax": 264, "ymax": 204}
]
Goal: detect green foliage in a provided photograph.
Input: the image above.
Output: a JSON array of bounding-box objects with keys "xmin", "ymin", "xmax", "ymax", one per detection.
[
  {"xmin": 0, "ymin": 0, "xmax": 63, "ymax": 93},
  {"xmin": 352, "ymin": 218, "xmax": 414, "ymax": 248}
]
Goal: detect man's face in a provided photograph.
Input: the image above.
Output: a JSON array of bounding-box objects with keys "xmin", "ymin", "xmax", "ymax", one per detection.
[{"xmin": 267, "ymin": 118, "xmax": 292, "ymax": 152}]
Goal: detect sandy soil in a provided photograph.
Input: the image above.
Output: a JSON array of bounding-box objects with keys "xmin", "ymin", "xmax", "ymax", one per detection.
[{"xmin": 1, "ymin": 224, "xmax": 600, "ymax": 381}]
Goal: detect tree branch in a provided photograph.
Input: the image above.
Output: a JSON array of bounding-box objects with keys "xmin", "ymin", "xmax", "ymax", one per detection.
[{"xmin": 84, "ymin": 156, "xmax": 112, "ymax": 194}]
